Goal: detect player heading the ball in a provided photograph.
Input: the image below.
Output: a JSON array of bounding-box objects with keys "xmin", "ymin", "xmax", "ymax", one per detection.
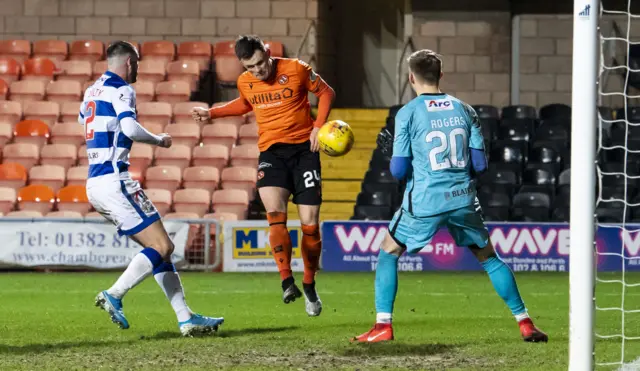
[
  {"xmin": 81, "ymin": 41, "xmax": 223, "ymax": 336},
  {"xmin": 352, "ymin": 49, "xmax": 548, "ymax": 343},
  {"xmin": 192, "ymin": 35, "xmax": 336, "ymax": 316}
]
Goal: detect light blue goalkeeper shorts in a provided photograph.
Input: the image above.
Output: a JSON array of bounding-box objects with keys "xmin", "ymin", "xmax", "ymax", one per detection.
[{"xmin": 388, "ymin": 200, "xmax": 490, "ymax": 254}]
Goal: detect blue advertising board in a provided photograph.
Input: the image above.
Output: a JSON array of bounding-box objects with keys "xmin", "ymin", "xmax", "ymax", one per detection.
[{"xmin": 321, "ymin": 222, "xmax": 640, "ymax": 272}]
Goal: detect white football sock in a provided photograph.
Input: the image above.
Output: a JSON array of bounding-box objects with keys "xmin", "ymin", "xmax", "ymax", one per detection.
[
  {"xmin": 376, "ymin": 312, "xmax": 392, "ymax": 324},
  {"xmin": 515, "ymin": 311, "xmax": 530, "ymax": 322},
  {"xmin": 107, "ymin": 253, "xmax": 153, "ymax": 299},
  {"xmin": 155, "ymin": 270, "xmax": 192, "ymax": 322}
]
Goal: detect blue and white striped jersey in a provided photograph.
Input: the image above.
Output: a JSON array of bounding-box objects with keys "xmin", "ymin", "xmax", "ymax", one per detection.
[{"xmin": 79, "ymin": 71, "xmax": 138, "ymax": 180}]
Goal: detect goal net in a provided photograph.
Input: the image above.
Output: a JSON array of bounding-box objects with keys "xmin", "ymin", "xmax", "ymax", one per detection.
[{"xmin": 571, "ymin": 0, "xmax": 640, "ymax": 369}]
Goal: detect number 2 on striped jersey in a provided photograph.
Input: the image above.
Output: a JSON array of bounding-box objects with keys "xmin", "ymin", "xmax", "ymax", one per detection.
[{"xmin": 84, "ymin": 101, "xmax": 96, "ymax": 141}]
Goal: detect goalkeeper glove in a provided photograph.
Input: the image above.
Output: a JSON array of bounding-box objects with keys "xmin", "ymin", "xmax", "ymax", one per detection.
[{"xmin": 377, "ymin": 128, "xmax": 393, "ymax": 155}]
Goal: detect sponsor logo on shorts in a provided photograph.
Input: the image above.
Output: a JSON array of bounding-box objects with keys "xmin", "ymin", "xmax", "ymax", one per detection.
[
  {"xmin": 132, "ymin": 191, "xmax": 156, "ymax": 215},
  {"xmin": 278, "ymin": 74, "xmax": 289, "ymax": 85},
  {"xmin": 257, "ymin": 171, "xmax": 264, "ymax": 180},
  {"xmin": 258, "ymin": 162, "xmax": 272, "ymax": 170}
]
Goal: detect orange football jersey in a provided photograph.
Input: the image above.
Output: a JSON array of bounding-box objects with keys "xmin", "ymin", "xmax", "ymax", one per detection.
[{"xmin": 237, "ymin": 58, "xmax": 328, "ymax": 151}]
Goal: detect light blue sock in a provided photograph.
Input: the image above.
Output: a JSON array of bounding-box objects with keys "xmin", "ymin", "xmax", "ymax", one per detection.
[
  {"xmin": 481, "ymin": 256, "xmax": 527, "ymax": 318},
  {"xmin": 374, "ymin": 250, "xmax": 399, "ymax": 322}
]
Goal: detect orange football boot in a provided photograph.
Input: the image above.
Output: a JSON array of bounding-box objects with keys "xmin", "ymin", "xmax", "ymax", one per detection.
[{"xmin": 351, "ymin": 323, "xmax": 394, "ymax": 343}]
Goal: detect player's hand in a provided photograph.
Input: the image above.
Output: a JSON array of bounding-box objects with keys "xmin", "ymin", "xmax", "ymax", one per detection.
[
  {"xmin": 191, "ymin": 107, "xmax": 211, "ymax": 124},
  {"xmin": 309, "ymin": 126, "xmax": 321, "ymax": 152},
  {"xmin": 158, "ymin": 133, "xmax": 172, "ymax": 148},
  {"xmin": 377, "ymin": 128, "xmax": 393, "ymax": 154}
]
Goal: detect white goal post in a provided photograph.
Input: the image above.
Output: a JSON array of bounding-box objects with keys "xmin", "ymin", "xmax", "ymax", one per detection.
[{"xmin": 569, "ymin": 0, "xmax": 599, "ymax": 370}]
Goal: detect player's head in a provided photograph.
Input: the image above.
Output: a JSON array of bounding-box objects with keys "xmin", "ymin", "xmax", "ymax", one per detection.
[
  {"xmin": 235, "ymin": 35, "xmax": 273, "ymax": 81},
  {"xmin": 407, "ymin": 49, "xmax": 443, "ymax": 89},
  {"xmin": 106, "ymin": 41, "xmax": 140, "ymax": 84}
]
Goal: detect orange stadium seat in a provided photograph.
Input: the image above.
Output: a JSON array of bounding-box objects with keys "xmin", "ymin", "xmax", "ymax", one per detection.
[
  {"xmin": 203, "ymin": 211, "xmax": 239, "ymax": 222},
  {"xmin": 137, "ymin": 102, "xmax": 172, "ymax": 126},
  {"xmin": 0, "ymin": 78, "xmax": 8, "ymax": 100},
  {"xmin": 0, "ymin": 122, "xmax": 12, "ymax": 145},
  {"xmin": 230, "ymin": 144, "xmax": 259, "ymax": 168},
  {"xmin": 177, "ymin": 41, "xmax": 212, "ymax": 70},
  {"xmin": 212, "ymin": 189, "xmax": 249, "ymax": 219},
  {"xmin": 129, "ymin": 166, "xmax": 144, "ymax": 183},
  {"xmin": 46, "ymin": 210, "xmax": 83, "ymax": 218},
  {"xmin": 174, "ymin": 101, "xmax": 207, "ymax": 125},
  {"xmin": 166, "ymin": 60, "xmax": 200, "ymax": 91},
  {"xmin": 0, "ymin": 163, "xmax": 27, "ymax": 190},
  {"xmin": 144, "ymin": 188, "xmax": 172, "ymax": 215},
  {"xmin": 132, "ymin": 80, "xmax": 155, "ymax": 102},
  {"xmin": 213, "ymin": 41, "xmax": 236, "ymax": 57},
  {"xmin": 56, "ymin": 185, "xmax": 90, "ymax": 214},
  {"xmin": 154, "ymin": 144, "xmax": 191, "ymax": 168},
  {"xmin": 65, "ymin": 165, "xmax": 87, "ymax": 186},
  {"xmin": 0, "ymin": 57, "xmax": 21, "ymax": 84},
  {"xmin": 23, "ymin": 101, "xmax": 59, "ymax": 127},
  {"xmin": 84, "ymin": 211, "xmax": 103, "ymax": 219},
  {"xmin": 46, "ymin": 80, "xmax": 82, "ymax": 102},
  {"xmin": 138, "ymin": 59, "xmax": 166, "ymax": 83},
  {"xmin": 164, "ymin": 212, "xmax": 200, "ymax": 221},
  {"xmin": 58, "ymin": 60, "xmax": 92, "ymax": 83},
  {"xmin": 13, "ymin": 119, "xmax": 50, "ymax": 146},
  {"xmin": 238, "ymin": 123, "xmax": 258, "ymax": 145},
  {"xmin": 3, "ymin": 143, "xmax": 39, "ymax": 170},
  {"xmin": 17, "ymin": 184, "xmax": 55, "ymax": 214},
  {"xmin": 201, "ymin": 123, "xmax": 237, "ymax": 149},
  {"xmin": 77, "ymin": 144, "xmax": 87, "ymax": 165},
  {"xmin": 144, "ymin": 165, "xmax": 182, "ymax": 192},
  {"xmin": 165, "ymin": 123, "xmax": 200, "ymax": 147},
  {"xmin": 69, "ymin": 40, "xmax": 104, "ymax": 62},
  {"xmin": 129, "ymin": 143, "xmax": 154, "ymax": 174},
  {"xmin": 141, "ymin": 122, "xmax": 165, "ymax": 135},
  {"xmin": 110, "ymin": 40, "xmax": 139, "ymax": 52},
  {"xmin": 155, "ymin": 81, "xmax": 190, "ymax": 104},
  {"xmin": 28, "ymin": 164, "xmax": 66, "ymax": 192},
  {"xmin": 264, "ymin": 41, "xmax": 284, "ymax": 57},
  {"xmin": 173, "ymin": 188, "xmax": 211, "ymax": 216},
  {"xmin": 141, "ymin": 41, "xmax": 176, "ymax": 64},
  {"xmin": 221, "ymin": 166, "xmax": 258, "ymax": 200},
  {"xmin": 33, "ymin": 40, "xmax": 68, "ymax": 62},
  {"xmin": 50, "ymin": 122, "xmax": 84, "ymax": 146},
  {"xmin": 0, "ymin": 40, "xmax": 31, "ymax": 62},
  {"xmin": 182, "ymin": 166, "xmax": 220, "ymax": 193},
  {"xmin": 92, "ymin": 60, "xmax": 107, "ymax": 80},
  {"xmin": 192, "ymin": 144, "xmax": 229, "ymax": 171},
  {"xmin": 7, "ymin": 210, "xmax": 42, "ymax": 218},
  {"xmin": 40, "ymin": 143, "xmax": 77, "ymax": 170},
  {"xmin": 22, "ymin": 58, "xmax": 56, "ymax": 83},
  {"xmin": 0, "ymin": 187, "xmax": 16, "ymax": 214},
  {"xmin": 0, "ymin": 101, "xmax": 22, "ymax": 125},
  {"xmin": 213, "ymin": 115, "xmax": 245, "ymax": 128},
  {"xmin": 9, "ymin": 80, "xmax": 46, "ymax": 102},
  {"xmin": 214, "ymin": 55, "xmax": 245, "ymax": 84},
  {"xmin": 60, "ymin": 101, "xmax": 82, "ymax": 123},
  {"xmin": 82, "ymin": 80, "xmax": 93, "ymax": 92}
]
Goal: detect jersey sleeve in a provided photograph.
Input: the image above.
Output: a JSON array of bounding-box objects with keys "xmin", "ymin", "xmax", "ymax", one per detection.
[
  {"xmin": 112, "ymin": 85, "xmax": 137, "ymax": 121},
  {"xmin": 393, "ymin": 107, "xmax": 412, "ymax": 157},
  {"xmin": 296, "ymin": 59, "xmax": 326, "ymax": 94},
  {"xmin": 466, "ymin": 104, "xmax": 484, "ymax": 150}
]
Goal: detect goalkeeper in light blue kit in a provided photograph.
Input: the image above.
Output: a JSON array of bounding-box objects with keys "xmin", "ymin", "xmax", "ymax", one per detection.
[{"xmin": 352, "ymin": 50, "xmax": 547, "ymax": 343}]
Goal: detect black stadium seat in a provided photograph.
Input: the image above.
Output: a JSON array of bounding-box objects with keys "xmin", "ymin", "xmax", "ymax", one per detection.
[
  {"xmin": 489, "ymin": 140, "xmax": 527, "ymax": 173},
  {"xmin": 596, "ymin": 202, "xmax": 630, "ymax": 223},
  {"xmin": 356, "ymin": 191, "xmax": 392, "ymax": 207},
  {"xmin": 353, "ymin": 205, "xmax": 393, "ymax": 220},
  {"xmin": 473, "ymin": 104, "xmax": 499, "ymax": 119},
  {"xmin": 502, "ymin": 105, "xmax": 537, "ymax": 120},
  {"xmin": 364, "ymin": 169, "xmax": 397, "ymax": 185},
  {"xmin": 511, "ymin": 192, "xmax": 551, "ymax": 222},
  {"xmin": 498, "ymin": 123, "xmax": 530, "ymax": 142},
  {"xmin": 480, "ymin": 118, "xmax": 498, "ymax": 141},
  {"xmin": 539, "ymin": 103, "xmax": 571, "ymax": 120}
]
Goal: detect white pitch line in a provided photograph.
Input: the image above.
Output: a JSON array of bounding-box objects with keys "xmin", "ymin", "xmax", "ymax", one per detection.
[{"xmin": 618, "ymin": 357, "xmax": 640, "ymax": 371}]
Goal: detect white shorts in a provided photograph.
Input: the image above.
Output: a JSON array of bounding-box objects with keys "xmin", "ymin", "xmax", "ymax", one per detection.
[{"xmin": 86, "ymin": 175, "xmax": 160, "ymax": 236}]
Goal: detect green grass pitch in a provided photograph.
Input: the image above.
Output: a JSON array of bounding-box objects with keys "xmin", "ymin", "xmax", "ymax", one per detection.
[{"xmin": 0, "ymin": 271, "xmax": 639, "ymax": 370}]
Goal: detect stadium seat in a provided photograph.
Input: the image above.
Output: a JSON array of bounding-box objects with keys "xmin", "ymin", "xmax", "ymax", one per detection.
[
  {"xmin": 77, "ymin": 144, "xmax": 87, "ymax": 165},
  {"xmin": 84, "ymin": 211, "xmax": 103, "ymax": 220},
  {"xmin": 166, "ymin": 60, "xmax": 200, "ymax": 91},
  {"xmin": 155, "ymin": 81, "xmax": 190, "ymax": 104},
  {"xmin": 57, "ymin": 60, "xmax": 92, "ymax": 83},
  {"xmin": 144, "ymin": 165, "xmax": 182, "ymax": 192},
  {"xmin": 29, "ymin": 164, "xmax": 66, "ymax": 192},
  {"xmin": 489, "ymin": 140, "xmax": 526, "ymax": 174},
  {"xmin": 174, "ymin": 101, "xmax": 207, "ymax": 125},
  {"xmin": 0, "ymin": 186, "xmax": 16, "ymax": 214},
  {"xmin": 56, "ymin": 185, "xmax": 91, "ymax": 214},
  {"xmin": 192, "ymin": 144, "xmax": 229, "ymax": 171},
  {"xmin": 6, "ymin": 210, "xmax": 42, "ymax": 218},
  {"xmin": 154, "ymin": 144, "xmax": 191, "ymax": 168},
  {"xmin": 202, "ymin": 123, "xmax": 238, "ymax": 149},
  {"xmin": 478, "ymin": 166, "xmax": 519, "ymax": 196},
  {"xmin": 363, "ymin": 169, "xmax": 397, "ymax": 185},
  {"xmin": 213, "ymin": 41, "xmax": 245, "ymax": 84},
  {"xmin": 46, "ymin": 210, "xmax": 83, "ymax": 218},
  {"xmin": 92, "ymin": 60, "xmax": 107, "ymax": 80},
  {"xmin": 212, "ymin": 189, "xmax": 249, "ymax": 219},
  {"xmin": 141, "ymin": 41, "xmax": 176, "ymax": 64},
  {"xmin": 0, "ymin": 78, "xmax": 8, "ymax": 101},
  {"xmin": 203, "ymin": 211, "xmax": 238, "ymax": 222},
  {"xmin": 13, "ymin": 119, "xmax": 50, "ymax": 146},
  {"xmin": 356, "ymin": 191, "xmax": 392, "ymax": 207},
  {"xmin": 50, "ymin": 122, "xmax": 84, "ymax": 146},
  {"xmin": 33, "ymin": 40, "xmax": 68, "ymax": 62},
  {"xmin": 477, "ymin": 190, "xmax": 511, "ymax": 221},
  {"xmin": 529, "ymin": 142, "xmax": 563, "ymax": 174},
  {"xmin": 22, "ymin": 58, "xmax": 56, "ymax": 83},
  {"xmin": 138, "ymin": 59, "xmax": 167, "ymax": 83},
  {"xmin": 131, "ymin": 80, "xmax": 155, "ymax": 102},
  {"xmin": 616, "ymin": 106, "xmax": 640, "ymax": 123},
  {"xmin": 137, "ymin": 102, "xmax": 172, "ymax": 126},
  {"xmin": 0, "ymin": 40, "xmax": 31, "ymax": 62},
  {"xmin": 17, "ymin": 184, "xmax": 55, "ymax": 214},
  {"xmin": 501, "ymin": 105, "xmax": 537, "ymax": 120},
  {"xmin": 0, "ymin": 101, "xmax": 22, "ymax": 125},
  {"xmin": 69, "ymin": 40, "xmax": 104, "ymax": 62},
  {"xmin": 177, "ymin": 41, "xmax": 212, "ymax": 71},
  {"xmin": 66, "ymin": 166, "xmax": 87, "ymax": 186},
  {"xmin": 40, "ymin": 143, "xmax": 77, "ymax": 170},
  {"xmin": 129, "ymin": 143, "xmax": 154, "ymax": 174},
  {"xmin": 23, "ymin": 101, "xmax": 59, "ymax": 127},
  {"xmin": 369, "ymin": 148, "xmax": 391, "ymax": 170},
  {"xmin": 511, "ymin": 192, "xmax": 551, "ymax": 222},
  {"xmin": 129, "ymin": 166, "xmax": 144, "ymax": 183},
  {"xmin": 539, "ymin": 103, "xmax": 571, "ymax": 120},
  {"xmin": 238, "ymin": 123, "xmax": 258, "ymax": 145},
  {"xmin": 264, "ymin": 41, "xmax": 284, "ymax": 57},
  {"xmin": 182, "ymin": 166, "xmax": 220, "ymax": 194},
  {"xmin": 59, "ymin": 101, "xmax": 82, "ymax": 123},
  {"xmin": 173, "ymin": 188, "xmax": 211, "ymax": 216},
  {"xmin": 46, "ymin": 80, "xmax": 82, "ymax": 103},
  {"xmin": 221, "ymin": 167, "xmax": 257, "ymax": 200},
  {"xmin": 9, "ymin": 80, "xmax": 46, "ymax": 102},
  {"xmin": 353, "ymin": 205, "xmax": 392, "ymax": 220},
  {"xmin": 3, "ymin": 143, "xmax": 39, "ymax": 170},
  {"xmin": 596, "ymin": 202, "xmax": 629, "ymax": 223},
  {"xmin": 498, "ymin": 121, "xmax": 530, "ymax": 142},
  {"xmin": 472, "ymin": 105, "xmax": 499, "ymax": 119},
  {"xmin": 0, "ymin": 122, "xmax": 11, "ymax": 145},
  {"xmin": 165, "ymin": 123, "xmax": 200, "ymax": 147},
  {"xmin": 141, "ymin": 122, "xmax": 165, "ymax": 135},
  {"xmin": 144, "ymin": 188, "xmax": 172, "ymax": 215},
  {"xmin": 0, "ymin": 57, "xmax": 21, "ymax": 84},
  {"xmin": 213, "ymin": 114, "xmax": 246, "ymax": 127},
  {"xmin": 164, "ymin": 211, "xmax": 200, "ymax": 220},
  {"xmin": 230, "ymin": 144, "xmax": 259, "ymax": 168},
  {"xmin": 0, "ymin": 163, "xmax": 27, "ymax": 191}
]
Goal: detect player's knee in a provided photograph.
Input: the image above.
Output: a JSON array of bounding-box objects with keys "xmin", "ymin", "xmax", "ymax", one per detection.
[
  {"xmin": 469, "ymin": 243, "xmax": 496, "ymax": 263},
  {"xmin": 381, "ymin": 233, "xmax": 405, "ymax": 256},
  {"xmin": 150, "ymin": 238, "xmax": 174, "ymax": 259}
]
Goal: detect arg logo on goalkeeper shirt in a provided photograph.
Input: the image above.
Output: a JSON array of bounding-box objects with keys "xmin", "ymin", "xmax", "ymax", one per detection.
[{"xmin": 426, "ymin": 99, "xmax": 453, "ymax": 112}]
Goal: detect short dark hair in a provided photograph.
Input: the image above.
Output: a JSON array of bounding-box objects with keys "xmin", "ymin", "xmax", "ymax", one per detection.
[
  {"xmin": 235, "ymin": 35, "xmax": 266, "ymax": 60},
  {"xmin": 106, "ymin": 41, "xmax": 139, "ymax": 61},
  {"xmin": 407, "ymin": 50, "xmax": 442, "ymax": 85}
]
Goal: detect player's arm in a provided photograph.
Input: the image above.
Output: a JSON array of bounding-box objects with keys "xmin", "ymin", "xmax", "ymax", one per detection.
[
  {"xmin": 467, "ymin": 106, "xmax": 488, "ymax": 175},
  {"xmin": 298, "ymin": 60, "xmax": 335, "ymax": 128},
  {"xmin": 390, "ymin": 109, "xmax": 412, "ymax": 180},
  {"xmin": 113, "ymin": 86, "xmax": 168, "ymax": 147},
  {"xmin": 192, "ymin": 85, "xmax": 252, "ymax": 123}
]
